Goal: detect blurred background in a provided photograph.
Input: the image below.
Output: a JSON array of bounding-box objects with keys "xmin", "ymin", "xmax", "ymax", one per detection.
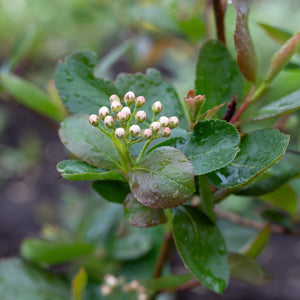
[{"xmin": 0, "ymin": 0, "xmax": 300, "ymax": 299}]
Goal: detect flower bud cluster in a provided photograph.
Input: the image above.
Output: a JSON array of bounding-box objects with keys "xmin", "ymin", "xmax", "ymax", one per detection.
[{"xmin": 88, "ymin": 91, "xmax": 179, "ymax": 142}]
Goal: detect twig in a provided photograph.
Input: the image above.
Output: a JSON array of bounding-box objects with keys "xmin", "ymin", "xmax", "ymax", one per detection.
[
  {"xmin": 160, "ymin": 278, "xmax": 201, "ymax": 294},
  {"xmin": 212, "ymin": 0, "xmax": 226, "ymax": 45}
]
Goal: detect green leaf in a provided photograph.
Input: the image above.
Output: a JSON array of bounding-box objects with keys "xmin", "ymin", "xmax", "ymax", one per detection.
[
  {"xmin": 262, "ymin": 210, "xmax": 293, "ymax": 231},
  {"xmin": 250, "ymin": 88, "xmax": 300, "ymax": 120},
  {"xmin": 92, "ymin": 180, "xmax": 130, "ymax": 204},
  {"xmin": 0, "ymin": 258, "xmax": 70, "ymax": 299},
  {"xmin": 59, "ymin": 114, "xmax": 120, "ymax": 170},
  {"xmin": 172, "ymin": 206, "xmax": 229, "ymax": 293},
  {"xmin": 71, "ymin": 268, "xmax": 87, "ymax": 300},
  {"xmin": 260, "ymin": 184, "xmax": 297, "ymax": 215},
  {"xmin": 21, "ymin": 239, "xmax": 93, "ymax": 264},
  {"xmin": 129, "ymin": 147, "xmax": 195, "ymax": 209},
  {"xmin": 151, "ymin": 120, "xmax": 240, "ymax": 175},
  {"xmin": 198, "ymin": 175, "xmax": 216, "ymax": 223},
  {"xmin": 258, "ymin": 23, "xmax": 292, "ymax": 45},
  {"xmin": 115, "ymin": 68, "xmax": 188, "ymax": 128},
  {"xmin": 54, "ymin": 50, "xmax": 118, "ymax": 115},
  {"xmin": 207, "ymin": 129, "xmax": 289, "ymax": 188},
  {"xmin": 123, "ymin": 193, "xmax": 167, "ymax": 228},
  {"xmin": 233, "ymin": 0, "xmax": 257, "ymax": 83},
  {"xmin": 57, "ymin": 160, "xmax": 125, "ymax": 181},
  {"xmin": 0, "ymin": 73, "xmax": 66, "ymax": 122},
  {"xmin": 195, "ymin": 40, "xmax": 244, "ymax": 118},
  {"xmin": 242, "ymin": 225, "xmax": 270, "ymax": 259},
  {"xmin": 140, "ymin": 273, "xmax": 194, "ymax": 293},
  {"xmin": 229, "ymin": 253, "xmax": 272, "ymax": 286}
]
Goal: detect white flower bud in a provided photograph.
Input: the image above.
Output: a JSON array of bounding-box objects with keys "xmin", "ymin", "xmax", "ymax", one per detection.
[
  {"xmin": 135, "ymin": 110, "xmax": 147, "ymax": 123},
  {"xmin": 115, "ymin": 127, "xmax": 125, "ymax": 138},
  {"xmin": 104, "ymin": 274, "xmax": 118, "ymax": 287},
  {"xmin": 117, "ymin": 111, "xmax": 129, "ymax": 122},
  {"xmin": 109, "ymin": 94, "xmax": 120, "ymax": 103},
  {"xmin": 121, "ymin": 107, "xmax": 131, "ymax": 117},
  {"xmin": 104, "ymin": 116, "xmax": 115, "ymax": 128},
  {"xmin": 152, "ymin": 101, "xmax": 162, "ymax": 114},
  {"xmin": 89, "ymin": 114, "xmax": 99, "ymax": 126},
  {"xmin": 162, "ymin": 127, "xmax": 171, "ymax": 137},
  {"xmin": 159, "ymin": 116, "xmax": 169, "ymax": 127},
  {"xmin": 150, "ymin": 121, "xmax": 161, "ymax": 133},
  {"xmin": 128, "ymin": 280, "xmax": 139, "ymax": 290},
  {"xmin": 138, "ymin": 293, "xmax": 148, "ymax": 300},
  {"xmin": 124, "ymin": 91, "xmax": 135, "ymax": 106},
  {"xmin": 142, "ymin": 129, "xmax": 152, "ymax": 139},
  {"xmin": 99, "ymin": 106, "xmax": 110, "ymax": 119},
  {"xmin": 101, "ymin": 285, "xmax": 112, "ymax": 295},
  {"xmin": 111, "ymin": 100, "xmax": 123, "ymax": 112},
  {"xmin": 135, "ymin": 96, "xmax": 146, "ymax": 107},
  {"xmin": 129, "ymin": 124, "xmax": 141, "ymax": 137},
  {"xmin": 169, "ymin": 116, "xmax": 179, "ymax": 128}
]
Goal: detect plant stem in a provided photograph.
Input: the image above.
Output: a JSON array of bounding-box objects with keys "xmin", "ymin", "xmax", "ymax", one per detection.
[
  {"xmin": 135, "ymin": 137, "xmax": 153, "ymax": 164},
  {"xmin": 212, "ymin": 0, "xmax": 226, "ymax": 45}
]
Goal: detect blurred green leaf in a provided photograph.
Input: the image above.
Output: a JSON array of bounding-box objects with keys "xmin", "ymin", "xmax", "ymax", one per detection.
[
  {"xmin": 195, "ymin": 40, "xmax": 244, "ymax": 118},
  {"xmin": 242, "ymin": 225, "xmax": 270, "ymax": 259},
  {"xmin": 71, "ymin": 268, "xmax": 87, "ymax": 300},
  {"xmin": 233, "ymin": 0, "xmax": 257, "ymax": 83},
  {"xmin": 59, "ymin": 114, "xmax": 120, "ymax": 170},
  {"xmin": 123, "ymin": 193, "xmax": 167, "ymax": 228},
  {"xmin": 21, "ymin": 239, "xmax": 93, "ymax": 264},
  {"xmin": 0, "ymin": 73, "xmax": 66, "ymax": 122},
  {"xmin": 229, "ymin": 253, "xmax": 272, "ymax": 286},
  {"xmin": 258, "ymin": 23, "xmax": 292, "ymax": 45},
  {"xmin": 250, "ymin": 88, "xmax": 300, "ymax": 120},
  {"xmin": 172, "ymin": 206, "xmax": 229, "ymax": 293},
  {"xmin": 262, "ymin": 210, "xmax": 293, "ymax": 231},
  {"xmin": 0, "ymin": 258, "xmax": 69, "ymax": 299},
  {"xmin": 92, "ymin": 180, "xmax": 130, "ymax": 204},
  {"xmin": 207, "ymin": 129, "xmax": 289, "ymax": 188},
  {"xmin": 57, "ymin": 160, "xmax": 125, "ymax": 181},
  {"xmin": 129, "ymin": 147, "xmax": 195, "ymax": 209}
]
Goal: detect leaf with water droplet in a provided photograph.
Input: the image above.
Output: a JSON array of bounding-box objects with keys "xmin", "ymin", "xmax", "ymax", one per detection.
[{"xmin": 172, "ymin": 206, "xmax": 229, "ymax": 293}]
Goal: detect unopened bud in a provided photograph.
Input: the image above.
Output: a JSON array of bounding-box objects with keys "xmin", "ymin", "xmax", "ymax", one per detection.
[
  {"xmin": 138, "ymin": 293, "xmax": 148, "ymax": 300},
  {"xmin": 89, "ymin": 114, "xmax": 99, "ymax": 126},
  {"xmin": 159, "ymin": 116, "xmax": 169, "ymax": 127},
  {"xmin": 104, "ymin": 116, "xmax": 115, "ymax": 128},
  {"xmin": 169, "ymin": 116, "xmax": 179, "ymax": 129},
  {"xmin": 121, "ymin": 107, "xmax": 131, "ymax": 117},
  {"xmin": 115, "ymin": 127, "xmax": 126, "ymax": 139},
  {"xmin": 135, "ymin": 111, "xmax": 147, "ymax": 123},
  {"xmin": 101, "ymin": 285, "xmax": 112, "ymax": 295},
  {"xmin": 152, "ymin": 101, "xmax": 162, "ymax": 114},
  {"xmin": 124, "ymin": 91, "xmax": 135, "ymax": 106},
  {"xmin": 99, "ymin": 106, "xmax": 110, "ymax": 119},
  {"xmin": 135, "ymin": 96, "xmax": 146, "ymax": 108},
  {"xmin": 150, "ymin": 121, "xmax": 161, "ymax": 133},
  {"xmin": 117, "ymin": 111, "xmax": 129, "ymax": 122},
  {"xmin": 109, "ymin": 94, "xmax": 120, "ymax": 103},
  {"xmin": 111, "ymin": 100, "xmax": 123, "ymax": 112},
  {"xmin": 142, "ymin": 128, "xmax": 152, "ymax": 139},
  {"xmin": 104, "ymin": 274, "xmax": 118, "ymax": 287},
  {"xmin": 129, "ymin": 125, "xmax": 141, "ymax": 137},
  {"xmin": 162, "ymin": 127, "xmax": 171, "ymax": 137}
]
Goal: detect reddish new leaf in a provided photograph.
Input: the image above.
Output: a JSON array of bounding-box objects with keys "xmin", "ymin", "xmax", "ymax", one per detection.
[{"xmin": 233, "ymin": 0, "xmax": 257, "ymax": 83}]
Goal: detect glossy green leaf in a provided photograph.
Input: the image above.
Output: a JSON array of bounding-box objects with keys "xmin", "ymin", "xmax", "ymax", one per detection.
[
  {"xmin": 229, "ymin": 253, "xmax": 272, "ymax": 286},
  {"xmin": 57, "ymin": 160, "xmax": 124, "ymax": 181},
  {"xmin": 195, "ymin": 40, "xmax": 244, "ymax": 118},
  {"xmin": 207, "ymin": 129, "xmax": 289, "ymax": 188},
  {"xmin": 0, "ymin": 73, "xmax": 66, "ymax": 122},
  {"xmin": 151, "ymin": 120, "xmax": 240, "ymax": 175},
  {"xmin": 260, "ymin": 184, "xmax": 297, "ymax": 215},
  {"xmin": 172, "ymin": 206, "xmax": 229, "ymax": 293},
  {"xmin": 258, "ymin": 23, "xmax": 292, "ymax": 45},
  {"xmin": 21, "ymin": 239, "xmax": 93, "ymax": 264},
  {"xmin": 129, "ymin": 147, "xmax": 195, "ymax": 209},
  {"xmin": 123, "ymin": 193, "xmax": 167, "ymax": 228},
  {"xmin": 54, "ymin": 51, "xmax": 118, "ymax": 115},
  {"xmin": 140, "ymin": 273, "xmax": 194, "ymax": 293},
  {"xmin": 71, "ymin": 268, "xmax": 87, "ymax": 300},
  {"xmin": 92, "ymin": 180, "xmax": 130, "ymax": 204},
  {"xmin": 233, "ymin": 0, "xmax": 257, "ymax": 83},
  {"xmin": 242, "ymin": 225, "xmax": 270, "ymax": 259},
  {"xmin": 262, "ymin": 210, "xmax": 293, "ymax": 231},
  {"xmin": 0, "ymin": 258, "xmax": 69, "ymax": 299},
  {"xmin": 198, "ymin": 175, "xmax": 216, "ymax": 223},
  {"xmin": 115, "ymin": 68, "xmax": 188, "ymax": 128},
  {"xmin": 59, "ymin": 114, "xmax": 120, "ymax": 170},
  {"xmin": 250, "ymin": 88, "xmax": 300, "ymax": 120}
]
